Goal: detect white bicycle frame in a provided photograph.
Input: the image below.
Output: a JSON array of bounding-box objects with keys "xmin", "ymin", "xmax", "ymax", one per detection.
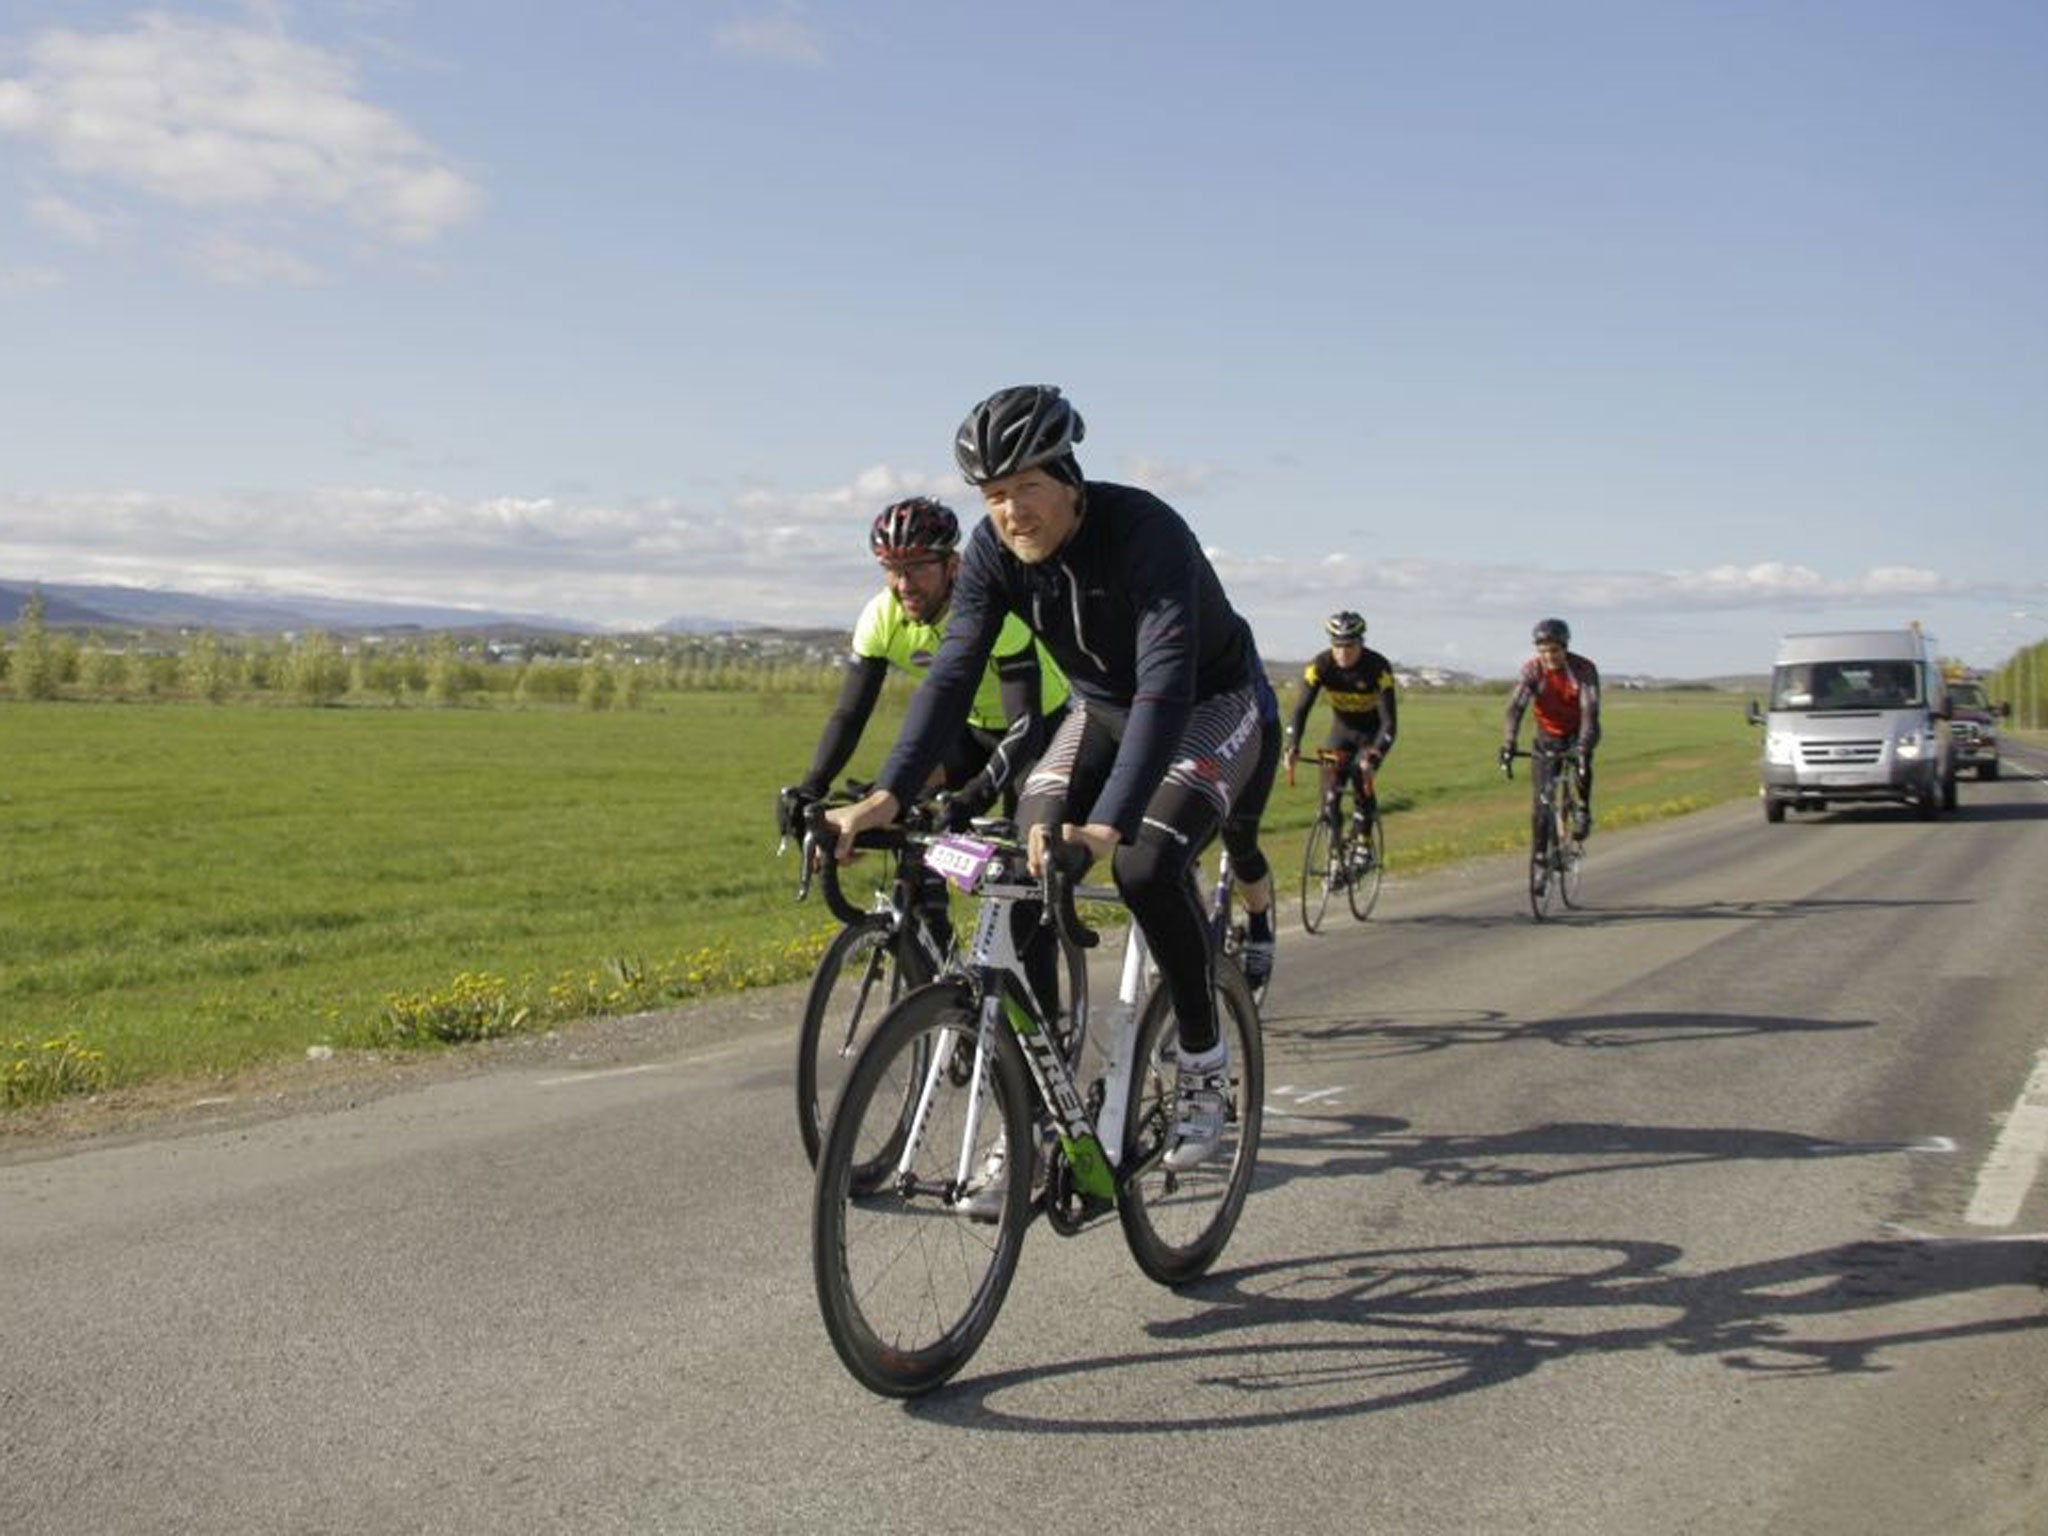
[{"xmin": 888, "ymin": 839, "xmax": 1153, "ymax": 1199}]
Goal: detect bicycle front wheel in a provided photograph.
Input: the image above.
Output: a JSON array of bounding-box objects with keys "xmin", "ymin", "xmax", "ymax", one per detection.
[
  {"xmin": 1117, "ymin": 963, "xmax": 1264, "ymax": 1287},
  {"xmin": 1528, "ymin": 811, "xmax": 1556, "ymax": 922},
  {"xmin": 1558, "ymin": 801, "xmax": 1585, "ymax": 910},
  {"xmin": 796, "ymin": 916, "xmax": 929, "ymax": 1166},
  {"xmin": 812, "ymin": 984, "xmax": 1032, "ymax": 1397},
  {"xmin": 1346, "ymin": 811, "xmax": 1385, "ymax": 922},
  {"xmin": 1300, "ymin": 818, "xmax": 1335, "ymax": 934}
]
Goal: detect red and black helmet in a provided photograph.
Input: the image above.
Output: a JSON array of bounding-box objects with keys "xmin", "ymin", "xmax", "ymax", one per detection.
[{"xmin": 869, "ymin": 496, "xmax": 960, "ymax": 559}]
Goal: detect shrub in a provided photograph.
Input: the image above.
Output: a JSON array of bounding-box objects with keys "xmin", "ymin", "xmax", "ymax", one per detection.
[
  {"xmin": 3, "ymin": 1033, "xmax": 110, "ymax": 1107},
  {"xmin": 378, "ymin": 972, "xmax": 532, "ymax": 1045}
]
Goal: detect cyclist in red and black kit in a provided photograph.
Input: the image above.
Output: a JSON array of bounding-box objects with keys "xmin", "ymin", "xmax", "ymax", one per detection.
[
  {"xmin": 1499, "ymin": 617, "xmax": 1602, "ymax": 839},
  {"xmin": 1286, "ymin": 610, "xmax": 1397, "ymax": 838},
  {"xmin": 827, "ymin": 384, "xmax": 1265, "ymax": 1175}
]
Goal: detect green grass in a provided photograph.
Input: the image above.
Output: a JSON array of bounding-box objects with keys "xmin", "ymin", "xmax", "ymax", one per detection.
[{"xmin": 0, "ymin": 688, "xmax": 1759, "ymax": 1101}]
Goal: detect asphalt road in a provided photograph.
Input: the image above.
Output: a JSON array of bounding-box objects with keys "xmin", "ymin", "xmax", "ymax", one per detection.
[{"xmin": 6, "ymin": 745, "xmax": 2047, "ymax": 1535}]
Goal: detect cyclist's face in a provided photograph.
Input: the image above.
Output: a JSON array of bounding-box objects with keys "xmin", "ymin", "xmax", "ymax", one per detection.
[
  {"xmin": 880, "ymin": 553, "xmax": 956, "ymax": 622},
  {"xmin": 980, "ymin": 469, "xmax": 1080, "ymax": 565},
  {"xmin": 1536, "ymin": 640, "xmax": 1567, "ymax": 670},
  {"xmin": 1331, "ymin": 639, "xmax": 1363, "ymax": 664}
]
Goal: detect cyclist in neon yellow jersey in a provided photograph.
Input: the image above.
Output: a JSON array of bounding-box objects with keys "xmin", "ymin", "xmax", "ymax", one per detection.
[{"xmin": 779, "ymin": 496, "xmax": 1069, "ymax": 837}]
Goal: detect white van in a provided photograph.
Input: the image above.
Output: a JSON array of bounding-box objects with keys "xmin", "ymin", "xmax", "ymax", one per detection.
[{"xmin": 1745, "ymin": 627, "xmax": 1956, "ymax": 823}]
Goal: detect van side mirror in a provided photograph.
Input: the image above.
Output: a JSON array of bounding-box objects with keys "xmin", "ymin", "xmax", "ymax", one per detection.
[{"xmin": 1745, "ymin": 699, "xmax": 1763, "ymax": 727}]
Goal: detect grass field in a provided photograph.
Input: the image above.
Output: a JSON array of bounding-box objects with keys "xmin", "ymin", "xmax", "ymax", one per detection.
[{"xmin": 1, "ymin": 688, "xmax": 1759, "ymax": 1101}]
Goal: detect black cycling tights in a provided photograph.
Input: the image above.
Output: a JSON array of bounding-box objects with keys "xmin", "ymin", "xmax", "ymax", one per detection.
[{"xmin": 1014, "ymin": 783, "xmax": 1226, "ymax": 1057}]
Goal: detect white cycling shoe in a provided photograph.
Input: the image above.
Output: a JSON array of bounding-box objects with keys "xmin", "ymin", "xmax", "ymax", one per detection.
[{"xmin": 1164, "ymin": 1039, "xmax": 1230, "ymax": 1173}]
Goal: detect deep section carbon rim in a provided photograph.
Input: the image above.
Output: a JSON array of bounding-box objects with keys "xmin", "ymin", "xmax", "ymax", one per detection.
[{"xmin": 812, "ymin": 986, "xmax": 1030, "ymax": 1397}]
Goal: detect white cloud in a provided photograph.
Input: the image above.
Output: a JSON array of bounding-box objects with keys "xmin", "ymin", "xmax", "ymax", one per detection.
[
  {"xmin": 344, "ymin": 417, "xmax": 413, "ymax": 456},
  {"xmin": 0, "ymin": 13, "xmax": 481, "ymax": 260},
  {"xmin": 28, "ymin": 191, "xmax": 107, "ymax": 245},
  {"xmin": 0, "ymin": 264, "xmax": 66, "ymax": 292},
  {"xmin": 2, "ymin": 480, "xmax": 2033, "ymax": 670},
  {"xmin": 1123, "ymin": 456, "xmax": 1226, "ymax": 499},
  {"xmin": 713, "ymin": 6, "xmax": 827, "ymax": 67},
  {"xmin": 190, "ymin": 233, "xmax": 324, "ymax": 286}
]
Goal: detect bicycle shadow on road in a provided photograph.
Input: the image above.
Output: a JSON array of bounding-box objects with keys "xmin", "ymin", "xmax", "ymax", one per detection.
[
  {"xmin": 1262, "ymin": 1005, "xmax": 1876, "ymax": 1061},
  {"xmin": 1249, "ymin": 1112, "xmax": 1926, "ymax": 1196},
  {"xmin": 1376, "ymin": 894, "xmax": 1967, "ymax": 930},
  {"xmin": 912, "ymin": 1230, "xmax": 2048, "ymax": 1434}
]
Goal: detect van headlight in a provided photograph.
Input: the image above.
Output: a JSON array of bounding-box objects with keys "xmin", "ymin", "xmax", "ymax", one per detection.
[
  {"xmin": 1765, "ymin": 732, "xmax": 1797, "ymax": 765},
  {"xmin": 1895, "ymin": 731, "xmax": 1923, "ymax": 760}
]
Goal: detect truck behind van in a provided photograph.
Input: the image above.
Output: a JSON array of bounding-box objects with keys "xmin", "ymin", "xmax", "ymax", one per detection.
[
  {"xmin": 1746, "ymin": 627, "xmax": 1956, "ymax": 823},
  {"xmin": 1944, "ymin": 671, "xmax": 2002, "ymax": 780}
]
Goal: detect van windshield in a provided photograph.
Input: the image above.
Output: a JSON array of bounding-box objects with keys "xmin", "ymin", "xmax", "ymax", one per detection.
[{"xmin": 1770, "ymin": 660, "xmax": 1923, "ymax": 711}]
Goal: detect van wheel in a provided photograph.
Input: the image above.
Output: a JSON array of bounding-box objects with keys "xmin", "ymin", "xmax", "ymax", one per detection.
[
  {"xmin": 1981, "ymin": 762, "xmax": 2000, "ymax": 782},
  {"xmin": 1764, "ymin": 796, "xmax": 1787, "ymax": 824},
  {"xmin": 1942, "ymin": 773, "xmax": 1958, "ymax": 811},
  {"xmin": 1917, "ymin": 788, "xmax": 1939, "ymax": 821}
]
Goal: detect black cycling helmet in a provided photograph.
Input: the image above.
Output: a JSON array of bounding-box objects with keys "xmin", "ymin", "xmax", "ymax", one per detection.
[
  {"xmin": 869, "ymin": 496, "xmax": 959, "ymax": 559},
  {"xmin": 1533, "ymin": 617, "xmax": 1571, "ymax": 647},
  {"xmin": 954, "ymin": 385, "xmax": 1086, "ymax": 486},
  {"xmin": 1326, "ymin": 610, "xmax": 1366, "ymax": 642}
]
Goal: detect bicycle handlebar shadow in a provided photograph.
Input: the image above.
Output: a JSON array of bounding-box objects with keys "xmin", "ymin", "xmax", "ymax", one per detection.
[
  {"xmin": 1261, "ymin": 1006, "xmax": 1876, "ymax": 1062},
  {"xmin": 909, "ymin": 1227, "xmax": 2048, "ymax": 1434}
]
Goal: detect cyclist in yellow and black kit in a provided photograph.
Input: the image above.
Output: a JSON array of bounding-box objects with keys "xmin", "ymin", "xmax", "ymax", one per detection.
[
  {"xmin": 1286, "ymin": 610, "xmax": 1398, "ymax": 836},
  {"xmin": 779, "ymin": 497, "xmax": 1070, "ymax": 838}
]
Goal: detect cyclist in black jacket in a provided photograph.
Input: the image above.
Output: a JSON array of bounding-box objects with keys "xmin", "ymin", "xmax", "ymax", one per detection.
[{"xmin": 828, "ymin": 384, "xmax": 1263, "ymax": 1172}]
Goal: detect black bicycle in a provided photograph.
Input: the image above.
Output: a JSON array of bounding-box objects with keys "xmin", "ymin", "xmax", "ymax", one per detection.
[
  {"xmin": 1296, "ymin": 748, "xmax": 1385, "ymax": 934},
  {"xmin": 1503, "ymin": 742, "xmax": 1585, "ymax": 920},
  {"xmin": 784, "ymin": 790, "xmax": 1085, "ymax": 1167},
  {"xmin": 1202, "ymin": 842, "xmax": 1271, "ymax": 1007}
]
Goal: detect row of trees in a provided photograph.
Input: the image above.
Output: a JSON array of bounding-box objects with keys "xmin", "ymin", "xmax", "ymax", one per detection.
[
  {"xmin": 1, "ymin": 592, "xmax": 844, "ymax": 708},
  {"xmin": 1984, "ymin": 640, "xmax": 2048, "ymax": 732}
]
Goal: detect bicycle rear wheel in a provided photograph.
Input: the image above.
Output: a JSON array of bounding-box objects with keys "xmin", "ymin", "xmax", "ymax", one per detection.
[
  {"xmin": 812, "ymin": 984, "xmax": 1032, "ymax": 1397},
  {"xmin": 796, "ymin": 915, "xmax": 930, "ymax": 1166},
  {"xmin": 1117, "ymin": 963, "xmax": 1264, "ymax": 1287},
  {"xmin": 1346, "ymin": 811, "xmax": 1385, "ymax": 921},
  {"xmin": 1300, "ymin": 818, "xmax": 1335, "ymax": 934}
]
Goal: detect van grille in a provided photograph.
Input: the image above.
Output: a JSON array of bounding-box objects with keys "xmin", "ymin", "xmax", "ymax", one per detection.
[{"xmin": 1800, "ymin": 739, "xmax": 1883, "ymax": 766}]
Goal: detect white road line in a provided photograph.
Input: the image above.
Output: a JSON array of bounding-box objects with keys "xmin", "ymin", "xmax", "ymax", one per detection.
[
  {"xmin": 534, "ymin": 1038, "xmax": 762, "ymax": 1088},
  {"xmin": 536, "ymin": 1062, "xmax": 669, "ymax": 1088},
  {"xmin": 1287, "ymin": 1086, "xmax": 1345, "ymax": 1105},
  {"xmin": 1966, "ymin": 1047, "xmax": 2048, "ymax": 1228}
]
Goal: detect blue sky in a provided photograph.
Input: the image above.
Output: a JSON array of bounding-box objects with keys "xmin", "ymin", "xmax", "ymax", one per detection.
[{"xmin": 2, "ymin": 0, "xmax": 2043, "ymax": 675}]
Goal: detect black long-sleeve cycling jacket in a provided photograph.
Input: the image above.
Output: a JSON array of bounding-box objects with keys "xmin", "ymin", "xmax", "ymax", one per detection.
[{"xmin": 877, "ymin": 480, "xmax": 1257, "ymax": 842}]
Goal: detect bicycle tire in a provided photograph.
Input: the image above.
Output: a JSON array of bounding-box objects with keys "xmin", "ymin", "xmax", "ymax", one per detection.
[
  {"xmin": 1558, "ymin": 785, "xmax": 1585, "ymax": 910},
  {"xmin": 1346, "ymin": 811, "xmax": 1385, "ymax": 922},
  {"xmin": 812, "ymin": 983, "xmax": 1032, "ymax": 1397},
  {"xmin": 795, "ymin": 915, "xmax": 931, "ymax": 1166},
  {"xmin": 1528, "ymin": 799, "xmax": 1555, "ymax": 922},
  {"xmin": 1300, "ymin": 818, "xmax": 1336, "ymax": 934},
  {"xmin": 1117, "ymin": 961, "xmax": 1264, "ymax": 1287}
]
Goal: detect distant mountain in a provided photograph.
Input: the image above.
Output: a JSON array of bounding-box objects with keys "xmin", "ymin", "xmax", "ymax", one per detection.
[
  {"xmin": 0, "ymin": 579, "xmax": 601, "ymax": 635},
  {"xmin": 656, "ymin": 613, "xmax": 756, "ymax": 634}
]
